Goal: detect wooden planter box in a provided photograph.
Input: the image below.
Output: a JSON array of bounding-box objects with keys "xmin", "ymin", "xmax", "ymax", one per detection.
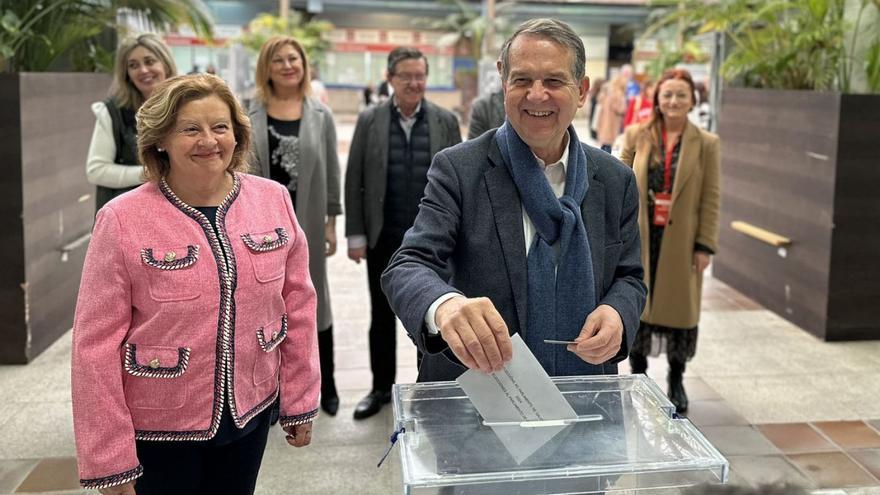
[
  {"xmin": 713, "ymin": 87, "xmax": 880, "ymax": 341},
  {"xmin": 0, "ymin": 73, "xmax": 109, "ymax": 363}
]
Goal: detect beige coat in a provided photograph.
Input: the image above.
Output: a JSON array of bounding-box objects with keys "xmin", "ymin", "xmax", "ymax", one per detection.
[
  {"xmin": 596, "ymin": 85, "xmax": 626, "ymax": 146},
  {"xmin": 620, "ymin": 121, "xmax": 720, "ymax": 328}
]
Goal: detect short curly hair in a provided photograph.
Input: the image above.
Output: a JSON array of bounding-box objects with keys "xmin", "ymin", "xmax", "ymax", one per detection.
[{"xmin": 137, "ymin": 74, "xmax": 252, "ymax": 181}]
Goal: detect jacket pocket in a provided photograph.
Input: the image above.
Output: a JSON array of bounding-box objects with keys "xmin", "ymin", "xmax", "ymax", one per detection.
[
  {"xmin": 123, "ymin": 343, "xmax": 190, "ymax": 410},
  {"xmin": 141, "ymin": 245, "xmax": 202, "ymax": 302},
  {"xmin": 254, "ymin": 315, "xmax": 286, "ymax": 384},
  {"xmin": 241, "ymin": 228, "xmax": 289, "ymax": 283}
]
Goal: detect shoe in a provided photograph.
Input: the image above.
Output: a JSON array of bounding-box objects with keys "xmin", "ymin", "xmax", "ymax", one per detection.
[
  {"xmin": 668, "ymin": 365, "xmax": 688, "ymax": 414},
  {"xmin": 353, "ymin": 390, "xmax": 392, "ymax": 420},
  {"xmin": 321, "ymin": 394, "xmax": 339, "ymax": 416}
]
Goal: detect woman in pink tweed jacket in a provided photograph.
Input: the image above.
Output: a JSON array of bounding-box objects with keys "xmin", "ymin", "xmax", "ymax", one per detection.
[{"xmin": 71, "ymin": 74, "xmax": 320, "ymax": 495}]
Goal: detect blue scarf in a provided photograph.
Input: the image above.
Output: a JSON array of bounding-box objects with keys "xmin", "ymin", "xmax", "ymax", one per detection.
[{"xmin": 496, "ymin": 122, "xmax": 596, "ymax": 376}]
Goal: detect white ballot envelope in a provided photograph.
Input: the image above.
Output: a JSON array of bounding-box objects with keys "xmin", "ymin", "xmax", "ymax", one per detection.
[{"xmin": 456, "ymin": 334, "xmax": 578, "ymax": 463}]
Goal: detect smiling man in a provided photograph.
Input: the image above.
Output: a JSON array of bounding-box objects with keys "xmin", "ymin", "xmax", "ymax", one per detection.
[
  {"xmin": 381, "ymin": 19, "xmax": 646, "ymax": 382},
  {"xmin": 345, "ymin": 46, "xmax": 461, "ymax": 419}
]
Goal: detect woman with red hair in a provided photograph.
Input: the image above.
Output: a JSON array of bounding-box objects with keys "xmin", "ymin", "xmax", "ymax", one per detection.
[{"xmin": 619, "ymin": 68, "xmax": 721, "ymax": 413}]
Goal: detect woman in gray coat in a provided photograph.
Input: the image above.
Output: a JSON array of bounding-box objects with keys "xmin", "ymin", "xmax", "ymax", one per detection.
[{"xmin": 250, "ymin": 36, "xmax": 342, "ymax": 415}]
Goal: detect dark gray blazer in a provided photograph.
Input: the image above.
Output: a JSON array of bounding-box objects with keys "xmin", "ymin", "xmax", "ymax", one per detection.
[
  {"xmin": 344, "ymin": 99, "xmax": 461, "ymax": 248},
  {"xmin": 467, "ymin": 90, "xmax": 505, "ymax": 140},
  {"xmin": 381, "ymin": 129, "xmax": 647, "ymax": 382}
]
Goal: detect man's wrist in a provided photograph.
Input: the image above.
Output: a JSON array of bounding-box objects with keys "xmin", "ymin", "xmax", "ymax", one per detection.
[
  {"xmin": 425, "ymin": 293, "xmax": 462, "ymax": 335},
  {"xmin": 347, "ymin": 235, "xmax": 367, "ymax": 250}
]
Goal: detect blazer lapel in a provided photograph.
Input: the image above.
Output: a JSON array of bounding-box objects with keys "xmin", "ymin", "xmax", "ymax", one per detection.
[
  {"xmin": 583, "ymin": 152, "xmax": 606, "ymax": 300},
  {"xmin": 296, "ymin": 98, "xmax": 318, "ymax": 209},
  {"xmin": 373, "ymin": 102, "xmax": 391, "ymax": 193},
  {"xmin": 485, "ymin": 139, "xmax": 528, "ymax": 335},
  {"xmin": 426, "ymin": 101, "xmax": 445, "ymax": 156},
  {"xmin": 671, "ymin": 122, "xmax": 701, "ymax": 205},
  {"xmin": 249, "ymin": 102, "xmax": 271, "ymax": 177}
]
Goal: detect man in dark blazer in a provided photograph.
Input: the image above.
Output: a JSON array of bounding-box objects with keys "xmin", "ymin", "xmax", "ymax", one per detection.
[
  {"xmin": 345, "ymin": 46, "xmax": 461, "ymax": 419},
  {"xmin": 467, "ymin": 88, "xmax": 505, "ymax": 139},
  {"xmin": 381, "ymin": 19, "xmax": 646, "ymax": 383}
]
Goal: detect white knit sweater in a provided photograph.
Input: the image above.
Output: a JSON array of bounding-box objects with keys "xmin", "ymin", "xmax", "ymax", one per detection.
[{"xmin": 85, "ymin": 101, "xmax": 144, "ymax": 189}]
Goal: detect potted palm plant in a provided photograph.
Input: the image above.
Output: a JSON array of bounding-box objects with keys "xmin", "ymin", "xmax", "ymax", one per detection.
[
  {"xmin": 646, "ymin": 0, "xmax": 880, "ymax": 341},
  {"xmin": 0, "ymin": 0, "xmax": 213, "ymax": 363}
]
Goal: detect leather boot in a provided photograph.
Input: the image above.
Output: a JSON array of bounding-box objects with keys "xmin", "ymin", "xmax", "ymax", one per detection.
[
  {"xmin": 668, "ymin": 359, "xmax": 688, "ymax": 413},
  {"xmin": 629, "ymin": 352, "xmax": 648, "ymax": 374},
  {"xmin": 318, "ymin": 327, "xmax": 339, "ymax": 416}
]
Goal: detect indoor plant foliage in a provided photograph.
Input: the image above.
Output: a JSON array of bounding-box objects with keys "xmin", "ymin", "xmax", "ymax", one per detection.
[
  {"xmin": 645, "ymin": 39, "xmax": 710, "ymax": 80},
  {"xmin": 235, "ymin": 11, "xmax": 333, "ymax": 64},
  {"xmin": 0, "ymin": 0, "xmax": 214, "ymax": 73},
  {"xmin": 646, "ymin": 0, "xmax": 880, "ymax": 93},
  {"xmin": 412, "ymin": 0, "xmax": 509, "ymax": 63}
]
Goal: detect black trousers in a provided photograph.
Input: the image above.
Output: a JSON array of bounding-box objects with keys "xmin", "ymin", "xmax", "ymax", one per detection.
[
  {"xmin": 134, "ymin": 412, "xmax": 271, "ymax": 495},
  {"xmin": 318, "ymin": 325, "xmax": 337, "ymax": 398},
  {"xmin": 366, "ymin": 231, "xmax": 403, "ymax": 392}
]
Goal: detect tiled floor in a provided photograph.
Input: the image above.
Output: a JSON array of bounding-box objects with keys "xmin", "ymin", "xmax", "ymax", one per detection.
[{"xmin": 1, "ymin": 115, "xmax": 880, "ymax": 494}]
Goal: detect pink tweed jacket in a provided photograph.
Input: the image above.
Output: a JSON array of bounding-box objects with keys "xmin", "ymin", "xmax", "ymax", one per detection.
[{"xmin": 71, "ymin": 173, "xmax": 319, "ymax": 489}]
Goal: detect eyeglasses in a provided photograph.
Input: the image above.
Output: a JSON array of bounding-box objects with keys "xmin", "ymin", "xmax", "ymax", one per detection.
[{"xmin": 392, "ymin": 73, "xmax": 427, "ymax": 83}]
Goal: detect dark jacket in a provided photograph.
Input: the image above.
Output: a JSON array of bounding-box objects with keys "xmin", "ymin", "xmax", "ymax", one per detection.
[
  {"xmin": 381, "ymin": 129, "xmax": 647, "ymax": 382},
  {"xmin": 467, "ymin": 90, "xmax": 505, "ymax": 140},
  {"xmin": 344, "ymin": 99, "xmax": 461, "ymax": 248}
]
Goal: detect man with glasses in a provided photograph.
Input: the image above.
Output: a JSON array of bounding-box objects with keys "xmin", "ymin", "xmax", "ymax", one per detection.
[{"xmin": 345, "ymin": 46, "xmax": 461, "ymax": 419}]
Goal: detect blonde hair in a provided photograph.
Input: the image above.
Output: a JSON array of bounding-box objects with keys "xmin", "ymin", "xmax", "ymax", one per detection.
[
  {"xmin": 111, "ymin": 33, "xmax": 177, "ymax": 110},
  {"xmin": 137, "ymin": 74, "xmax": 252, "ymax": 181},
  {"xmin": 254, "ymin": 36, "xmax": 312, "ymax": 105}
]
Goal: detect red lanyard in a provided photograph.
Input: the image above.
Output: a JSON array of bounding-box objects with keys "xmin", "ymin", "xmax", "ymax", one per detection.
[{"xmin": 661, "ymin": 128, "xmax": 677, "ymax": 193}]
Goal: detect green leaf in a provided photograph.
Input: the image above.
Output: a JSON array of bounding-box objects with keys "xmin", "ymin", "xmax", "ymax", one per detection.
[
  {"xmin": 1, "ymin": 10, "xmax": 21, "ymax": 33},
  {"xmin": 866, "ymin": 39, "xmax": 880, "ymax": 92}
]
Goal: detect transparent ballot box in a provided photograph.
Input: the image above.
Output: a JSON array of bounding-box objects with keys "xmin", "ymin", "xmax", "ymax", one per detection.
[{"xmin": 392, "ymin": 374, "xmax": 728, "ymax": 494}]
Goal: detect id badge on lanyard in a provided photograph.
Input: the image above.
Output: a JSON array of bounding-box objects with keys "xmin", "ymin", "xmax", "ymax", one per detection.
[
  {"xmin": 653, "ymin": 192, "xmax": 672, "ymax": 226},
  {"xmin": 652, "ymin": 129, "xmax": 675, "ymax": 227}
]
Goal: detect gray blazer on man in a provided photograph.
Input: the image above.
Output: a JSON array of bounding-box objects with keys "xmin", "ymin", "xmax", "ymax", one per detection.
[
  {"xmin": 344, "ymin": 99, "xmax": 461, "ymax": 248},
  {"xmin": 381, "ymin": 129, "xmax": 647, "ymax": 382},
  {"xmin": 249, "ymin": 96, "xmax": 342, "ymax": 331},
  {"xmin": 467, "ymin": 90, "xmax": 505, "ymax": 140}
]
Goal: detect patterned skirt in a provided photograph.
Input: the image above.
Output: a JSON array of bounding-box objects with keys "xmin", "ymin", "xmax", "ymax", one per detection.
[
  {"xmin": 631, "ymin": 322, "xmax": 698, "ymax": 362},
  {"xmin": 633, "ymin": 209, "xmax": 699, "ymax": 362}
]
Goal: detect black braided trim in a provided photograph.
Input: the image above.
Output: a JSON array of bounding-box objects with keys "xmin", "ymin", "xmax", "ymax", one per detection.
[
  {"xmin": 80, "ymin": 464, "xmax": 143, "ymax": 489},
  {"xmin": 123, "ymin": 344, "xmax": 190, "ymax": 378},
  {"xmin": 280, "ymin": 408, "xmax": 319, "ymax": 427},
  {"xmin": 237, "ymin": 387, "xmax": 279, "ymax": 426},
  {"xmin": 241, "ymin": 227, "xmax": 289, "ymax": 252},
  {"xmin": 256, "ymin": 315, "xmax": 288, "ymax": 352},
  {"xmin": 158, "ymin": 174, "xmax": 241, "ymax": 440},
  {"xmin": 141, "ymin": 245, "xmax": 199, "ymax": 270}
]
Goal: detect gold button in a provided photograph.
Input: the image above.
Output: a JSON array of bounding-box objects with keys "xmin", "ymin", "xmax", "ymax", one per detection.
[
  {"xmin": 163, "ymin": 251, "xmax": 176, "ymax": 262},
  {"xmin": 149, "ymin": 358, "xmax": 160, "ymax": 369},
  {"xmin": 262, "ymin": 235, "xmax": 273, "ymax": 243}
]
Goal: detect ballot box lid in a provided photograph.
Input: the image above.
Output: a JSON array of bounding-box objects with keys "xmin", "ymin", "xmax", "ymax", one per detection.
[{"xmin": 392, "ymin": 374, "xmax": 728, "ymax": 494}]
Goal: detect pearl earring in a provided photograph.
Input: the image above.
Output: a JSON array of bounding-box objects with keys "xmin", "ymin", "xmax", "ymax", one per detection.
[{"xmin": 157, "ymin": 146, "xmax": 164, "ymax": 152}]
